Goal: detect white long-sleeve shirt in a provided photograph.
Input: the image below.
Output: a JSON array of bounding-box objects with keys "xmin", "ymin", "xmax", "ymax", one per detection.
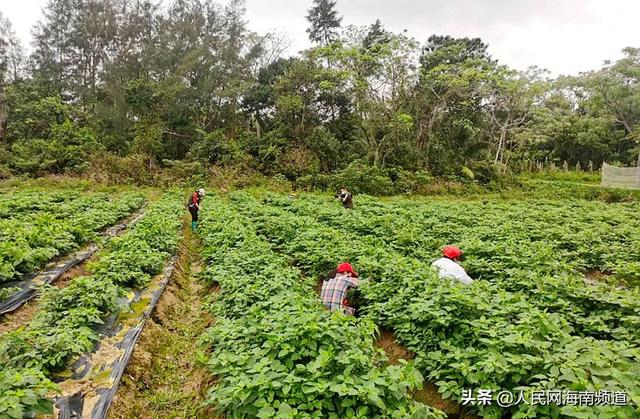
[{"xmin": 432, "ymin": 257, "xmax": 473, "ymax": 285}]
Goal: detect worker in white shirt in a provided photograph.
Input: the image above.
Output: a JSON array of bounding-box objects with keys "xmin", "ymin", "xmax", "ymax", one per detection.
[{"xmin": 432, "ymin": 245, "xmax": 473, "ymax": 285}]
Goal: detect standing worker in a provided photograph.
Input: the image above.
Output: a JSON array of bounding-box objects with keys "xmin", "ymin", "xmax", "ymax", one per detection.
[
  {"xmin": 432, "ymin": 246, "xmax": 473, "ymax": 285},
  {"xmin": 187, "ymin": 188, "xmax": 205, "ymax": 231},
  {"xmin": 337, "ymin": 187, "xmax": 353, "ymax": 209},
  {"xmin": 321, "ymin": 262, "xmax": 360, "ymax": 315}
]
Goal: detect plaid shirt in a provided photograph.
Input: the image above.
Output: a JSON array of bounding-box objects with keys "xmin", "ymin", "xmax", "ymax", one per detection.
[{"xmin": 321, "ymin": 273, "xmax": 359, "ymax": 315}]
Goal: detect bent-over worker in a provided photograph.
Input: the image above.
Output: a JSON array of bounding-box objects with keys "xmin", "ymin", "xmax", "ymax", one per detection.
[
  {"xmin": 432, "ymin": 246, "xmax": 473, "ymax": 285},
  {"xmin": 187, "ymin": 188, "xmax": 205, "ymax": 231},
  {"xmin": 337, "ymin": 187, "xmax": 353, "ymax": 209},
  {"xmin": 321, "ymin": 262, "xmax": 359, "ymax": 315}
]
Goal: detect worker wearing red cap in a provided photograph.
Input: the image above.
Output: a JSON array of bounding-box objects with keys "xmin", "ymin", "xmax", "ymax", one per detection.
[
  {"xmin": 432, "ymin": 246, "xmax": 473, "ymax": 285},
  {"xmin": 321, "ymin": 262, "xmax": 359, "ymax": 315}
]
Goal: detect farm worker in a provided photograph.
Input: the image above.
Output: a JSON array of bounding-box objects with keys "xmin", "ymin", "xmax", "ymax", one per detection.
[
  {"xmin": 321, "ymin": 262, "xmax": 359, "ymax": 315},
  {"xmin": 432, "ymin": 246, "xmax": 473, "ymax": 285},
  {"xmin": 187, "ymin": 188, "xmax": 205, "ymax": 231},
  {"xmin": 337, "ymin": 187, "xmax": 353, "ymax": 209}
]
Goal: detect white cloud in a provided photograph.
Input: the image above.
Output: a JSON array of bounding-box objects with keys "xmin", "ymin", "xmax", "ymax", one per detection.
[{"xmin": 1, "ymin": 0, "xmax": 638, "ymax": 76}]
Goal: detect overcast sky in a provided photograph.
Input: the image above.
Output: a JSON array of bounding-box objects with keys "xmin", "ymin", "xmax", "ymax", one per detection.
[{"xmin": 1, "ymin": 0, "xmax": 638, "ymax": 76}]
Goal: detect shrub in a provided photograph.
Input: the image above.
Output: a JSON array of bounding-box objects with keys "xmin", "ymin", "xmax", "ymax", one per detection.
[
  {"xmin": 330, "ymin": 161, "xmax": 394, "ymax": 195},
  {"xmin": 393, "ymin": 170, "xmax": 433, "ymax": 194},
  {"xmin": 0, "ymin": 368, "xmax": 59, "ymax": 418},
  {"xmin": 467, "ymin": 161, "xmax": 500, "ymax": 185},
  {"xmin": 86, "ymin": 152, "xmax": 157, "ymax": 185},
  {"xmin": 295, "ymin": 173, "xmax": 331, "ymax": 191},
  {"xmin": 277, "ymin": 146, "xmax": 321, "ymax": 179}
]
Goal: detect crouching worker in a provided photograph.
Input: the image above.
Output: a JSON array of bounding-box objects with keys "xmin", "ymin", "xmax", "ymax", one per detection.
[
  {"xmin": 432, "ymin": 245, "xmax": 473, "ymax": 285},
  {"xmin": 321, "ymin": 262, "xmax": 359, "ymax": 315},
  {"xmin": 187, "ymin": 188, "xmax": 205, "ymax": 231}
]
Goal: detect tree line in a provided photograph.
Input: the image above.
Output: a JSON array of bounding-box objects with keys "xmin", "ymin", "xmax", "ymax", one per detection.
[{"xmin": 0, "ymin": 0, "xmax": 638, "ymax": 183}]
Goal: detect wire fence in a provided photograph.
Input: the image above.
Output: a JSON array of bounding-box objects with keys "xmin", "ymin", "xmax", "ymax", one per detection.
[{"xmin": 601, "ymin": 163, "xmax": 640, "ymax": 189}]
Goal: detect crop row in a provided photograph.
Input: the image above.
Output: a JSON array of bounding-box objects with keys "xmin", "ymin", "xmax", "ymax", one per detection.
[
  {"xmin": 237, "ymin": 193, "xmax": 640, "ymax": 344},
  {"xmin": 0, "ymin": 189, "xmax": 76, "ymax": 219},
  {"xmin": 0, "ymin": 192, "xmax": 145, "ymax": 283},
  {"xmin": 227, "ymin": 192, "xmax": 640, "ymax": 418},
  {"xmin": 255, "ymin": 194, "xmax": 640, "ymax": 344},
  {"xmin": 0, "ymin": 192, "xmax": 184, "ymax": 418},
  {"xmin": 196, "ymin": 197, "xmax": 445, "ymax": 418},
  {"xmin": 262, "ymin": 194, "xmax": 640, "ymax": 285}
]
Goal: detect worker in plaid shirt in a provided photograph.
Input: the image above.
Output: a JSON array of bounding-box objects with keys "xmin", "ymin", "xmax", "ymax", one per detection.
[{"xmin": 321, "ymin": 262, "xmax": 359, "ymax": 315}]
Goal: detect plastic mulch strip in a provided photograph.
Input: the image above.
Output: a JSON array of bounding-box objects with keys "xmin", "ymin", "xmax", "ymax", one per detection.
[
  {"xmin": 0, "ymin": 205, "xmax": 147, "ymax": 315},
  {"xmin": 0, "ymin": 245, "xmax": 98, "ymax": 315},
  {"xmin": 54, "ymin": 256, "xmax": 177, "ymax": 419}
]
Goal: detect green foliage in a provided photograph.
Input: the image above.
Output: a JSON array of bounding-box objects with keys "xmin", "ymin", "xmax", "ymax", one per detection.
[
  {"xmin": 306, "ymin": 0, "xmax": 342, "ymax": 45},
  {"xmin": 460, "ymin": 166, "xmax": 474, "ymax": 180},
  {"xmin": 4, "ymin": 94, "xmax": 71, "ymax": 142},
  {"xmin": 467, "ymin": 162, "xmax": 500, "ymax": 185},
  {"xmin": 0, "ymin": 368, "xmax": 58, "ymax": 418},
  {"xmin": 197, "ymin": 198, "xmax": 445, "ymax": 418},
  {"xmin": 189, "ymin": 129, "xmax": 238, "ymax": 166},
  {"xmin": 331, "ymin": 161, "xmax": 395, "ymax": 195},
  {"xmin": 0, "ymin": 192, "xmax": 144, "ymax": 283},
  {"xmin": 298, "ymin": 164, "xmax": 436, "ymax": 195},
  {"xmin": 223, "ymin": 191, "xmax": 640, "ymax": 418},
  {"xmin": 0, "ymin": 192, "xmax": 183, "ymax": 413},
  {"xmin": 0, "ymin": 286, "xmax": 20, "ymax": 302},
  {"xmin": 0, "ymin": 1, "xmax": 638, "ymax": 181},
  {"xmin": 2, "ymin": 91, "xmax": 100, "ymax": 176}
]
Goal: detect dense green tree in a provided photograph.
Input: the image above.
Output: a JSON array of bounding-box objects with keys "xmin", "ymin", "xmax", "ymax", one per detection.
[
  {"xmin": 306, "ymin": 0, "xmax": 342, "ymax": 46},
  {"xmin": 519, "ymin": 78, "xmax": 631, "ymax": 167},
  {"xmin": 0, "ymin": 1, "xmax": 638, "ymax": 180},
  {"xmin": 411, "ymin": 36, "xmax": 495, "ymax": 174},
  {"xmin": 580, "ymin": 48, "xmax": 640, "ymax": 165},
  {"xmin": 0, "ymin": 13, "xmax": 25, "ymax": 143},
  {"xmin": 486, "ymin": 67, "xmax": 548, "ymax": 165},
  {"xmin": 362, "ymin": 19, "xmax": 389, "ymax": 51},
  {"xmin": 242, "ymin": 58, "xmax": 297, "ymax": 137},
  {"xmin": 0, "ymin": 13, "xmax": 25, "ymax": 84},
  {"xmin": 31, "ymin": 0, "xmax": 118, "ymax": 100}
]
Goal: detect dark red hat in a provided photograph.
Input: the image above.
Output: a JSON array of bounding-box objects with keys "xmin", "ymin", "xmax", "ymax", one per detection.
[
  {"xmin": 442, "ymin": 246, "xmax": 463, "ymax": 259},
  {"xmin": 337, "ymin": 262, "xmax": 358, "ymax": 277}
]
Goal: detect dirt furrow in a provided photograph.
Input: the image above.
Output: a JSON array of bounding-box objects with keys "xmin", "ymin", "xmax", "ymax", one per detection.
[
  {"xmin": 375, "ymin": 330, "xmax": 477, "ymax": 418},
  {"xmin": 108, "ymin": 220, "xmax": 215, "ymax": 419}
]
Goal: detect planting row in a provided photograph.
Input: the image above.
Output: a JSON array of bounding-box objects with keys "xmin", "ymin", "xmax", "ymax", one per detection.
[
  {"xmin": 263, "ymin": 194, "xmax": 640, "ymax": 285},
  {"xmin": 229, "ymin": 192, "xmax": 640, "ymax": 418},
  {"xmin": 0, "ymin": 189, "xmax": 76, "ymax": 219},
  {"xmin": 0, "ymin": 192, "xmax": 183, "ymax": 418},
  {"xmin": 196, "ymin": 197, "xmax": 445, "ymax": 418},
  {"xmin": 0, "ymin": 192, "xmax": 145, "ymax": 283},
  {"xmin": 240, "ymin": 193, "xmax": 640, "ymax": 344}
]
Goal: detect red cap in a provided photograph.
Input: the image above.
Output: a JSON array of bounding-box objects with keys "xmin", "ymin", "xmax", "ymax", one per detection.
[
  {"xmin": 337, "ymin": 262, "xmax": 358, "ymax": 277},
  {"xmin": 442, "ymin": 246, "xmax": 463, "ymax": 259}
]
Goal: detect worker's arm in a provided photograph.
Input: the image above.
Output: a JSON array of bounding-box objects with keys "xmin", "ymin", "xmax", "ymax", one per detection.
[{"xmin": 458, "ymin": 270, "xmax": 473, "ymax": 285}]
